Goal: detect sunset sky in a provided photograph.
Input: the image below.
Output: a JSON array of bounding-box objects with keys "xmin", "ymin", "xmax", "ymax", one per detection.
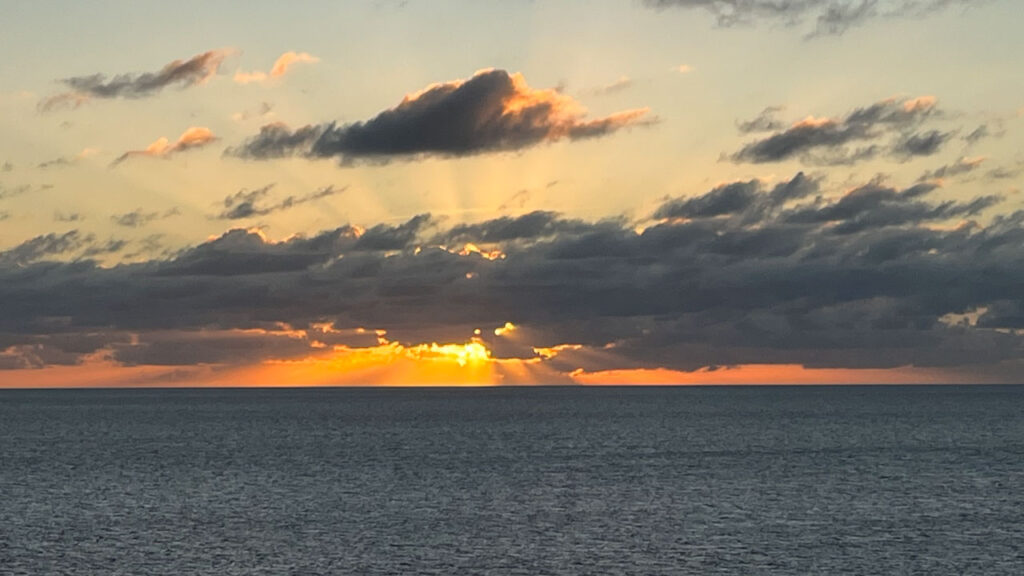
[{"xmin": 1, "ymin": 0, "xmax": 1023, "ymax": 386}]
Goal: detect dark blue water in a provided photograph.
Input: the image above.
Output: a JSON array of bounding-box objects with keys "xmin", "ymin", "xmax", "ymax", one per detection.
[{"xmin": 1, "ymin": 386, "xmax": 1023, "ymax": 575}]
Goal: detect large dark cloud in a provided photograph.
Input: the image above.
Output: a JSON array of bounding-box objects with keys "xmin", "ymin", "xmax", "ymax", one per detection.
[
  {"xmin": 39, "ymin": 50, "xmax": 229, "ymax": 112},
  {"xmin": 227, "ymin": 69, "xmax": 652, "ymax": 163},
  {"xmin": 729, "ymin": 96, "xmax": 951, "ymax": 164},
  {"xmin": 0, "ymin": 173, "xmax": 1020, "ymax": 376},
  {"xmin": 644, "ymin": 0, "xmax": 983, "ymax": 36}
]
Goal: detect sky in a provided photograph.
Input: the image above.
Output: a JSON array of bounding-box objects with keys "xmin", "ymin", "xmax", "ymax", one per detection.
[{"xmin": 1, "ymin": 0, "xmax": 1022, "ymax": 387}]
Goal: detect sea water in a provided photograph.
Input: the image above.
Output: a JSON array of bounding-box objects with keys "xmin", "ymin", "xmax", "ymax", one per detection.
[{"xmin": 2, "ymin": 386, "xmax": 1023, "ymax": 575}]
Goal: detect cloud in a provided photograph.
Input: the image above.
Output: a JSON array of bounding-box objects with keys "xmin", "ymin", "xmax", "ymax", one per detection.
[
  {"xmin": 233, "ymin": 51, "xmax": 319, "ymax": 84},
  {"xmin": 2, "ymin": 162, "xmax": 12, "ymax": 172},
  {"xmin": 737, "ymin": 106, "xmax": 786, "ymax": 133},
  {"xmin": 987, "ymin": 163, "xmax": 1024, "ymax": 181},
  {"xmin": 963, "ymin": 121, "xmax": 1007, "ymax": 145},
  {"xmin": 39, "ymin": 49, "xmax": 229, "ymax": 112},
  {"xmin": 0, "ymin": 173, "xmax": 1019, "ymax": 377},
  {"xmin": 37, "ymin": 148, "xmax": 99, "ymax": 169},
  {"xmin": 587, "ymin": 76, "xmax": 633, "ymax": 96},
  {"xmin": 917, "ymin": 156, "xmax": 986, "ymax": 181},
  {"xmin": 653, "ymin": 173, "xmax": 824, "ymax": 225},
  {"xmin": 216, "ymin": 184, "xmax": 343, "ymax": 220},
  {"xmin": 227, "ymin": 69, "xmax": 654, "ymax": 162},
  {"xmin": 111, "ymin": 207, "xmax": 181, "ymax": 228},
  {"xmin": 891, "ymin": 129, "xmax": 954, "ymax": 159},
  {"xmin": 112, "ymin": 127, "xmax": 217, "ymax": 165},
  {"xmin": 0, "ymin": 183, "xmax": 52, "ymax": 201},
  {"xmin": 231, "ymin": 101, "xmax": 274, "ymax": 122},
  {"xmin": 54, "ymin": 211, "xmax": 84, "ymax": 223},
  {"xmin": 780, "ymin": 180, "xmax": 1000, "ymax": 234},
  {"xmin": 730, "ymin": 95, "xmax": 945, "ymax": 164},
  {"xmin": 0, "ymin": 230, "xmax": 117, "ymax": 266},
  {"xmin": 437, "ymin": 211, "xmax": 598, "ymax": 244},
  {"xmin": 643, "ymin": 0, "xmax": 984, "ymax": 36}
]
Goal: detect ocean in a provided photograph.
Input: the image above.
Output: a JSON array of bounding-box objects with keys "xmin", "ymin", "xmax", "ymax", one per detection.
[{"xmin": 1, "ymin": 386, "xmax": 1022, "ymax": 575}]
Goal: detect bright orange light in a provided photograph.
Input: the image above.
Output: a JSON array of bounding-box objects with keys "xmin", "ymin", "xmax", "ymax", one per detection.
[
  {"xmin": 494, "ymin": 322, "xmax": 516, "ymax": 336},
  {"xmin": 571, "ymin": 364, "xmax": 952, "ymax": 386}
]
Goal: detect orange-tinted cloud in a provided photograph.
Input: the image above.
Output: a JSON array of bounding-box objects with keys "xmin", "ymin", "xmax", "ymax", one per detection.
[
  {"xmin": 233, "ymin": 51, "xmax": 319, "ymax": 84},
  {"xmin": 571, "ymin": 362, "xmax": 1024, "ymax": 386},
  {"xmin": 112, "ymin": 127, "xmax": 217, "ymax": 165}
]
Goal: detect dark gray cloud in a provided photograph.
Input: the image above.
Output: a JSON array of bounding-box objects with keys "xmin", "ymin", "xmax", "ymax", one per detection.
[
  {"xmin": 654, "ymin": 172, "xmax": 821, "ymax": 222},
  {"xmin": 0, "ymin": 230, "xmax": 128, "ymax": 267},
  {"xmin": 226, "ymin": 123, "xmax": 322, "ymax": 160},
  {"xmin": 216, "ymin": 184, "xmax": 343, "ymax": 220},
  {"xmin": 1, "ymin": 162, "xmax": 12, "ymax": 172},
  {"xmin": 781, "ymin": 181, "xmax": 1000, "ymax": 234},
  {"xmin": 964, "ymin": 124, "xmax": 991, "ymax": 144},
  {"xmin": 39, "ymin": 50, "xmax": 229, "ymax": 112},
  {"xmin": 892, "ymin": 129, "xmax": 954, "ymax": 159},
  {"xmin": 438, "ymin": 211, "xmax": 598, "ymax": 245},
  {"xmin": 228, "ymin": 69, "xmax": 653, "ymax": 163},
  {"xmin": 0, "ymin": 183, "xmax": 52, "ymax": 201},
  {"xmin": 737, "ymin": 106, "xmax": 786, "ymax": 133},
  {"xmin": 986, "ymin": 162, "xmax": 1024, "ymax": 181},
  {"xmin": 918, "ymin": 156, "xmax": 986, "ymax": 181},
  {"xmin": 37, "ymin": 157, "xmax": 73, "ymax": 169},
  {"xmin": 730, "ymin": 96, "xmax": 947, "ymax": 164},
  {"xmin": 54, "ymin": 211, "xmax": 84, "ymax": 223},
  {"xmin": 644, "ymin": 0, "xmax": 983, "ymax": 36},
  {"xmin": 963, "ymin": 121, "xmax": 1006, "ymax": 145},
  {"xmin": 0, "ymin": 173, "xmax": 1019, "ymax": 376},
  {"xmin": 111, "ymin": 207, "xmax": 181, "ymax": 228},
  {"xmin": 0, "ymin": 231, "xmax": 90, "ymax": 266}
]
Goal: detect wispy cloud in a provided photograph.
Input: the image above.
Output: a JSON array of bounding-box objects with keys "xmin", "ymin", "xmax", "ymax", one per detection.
[
  {"xmin": 233, "ymin": 51, "xmax": 319, "ymax": 84},
  {"xmin": 215, "ymin": 184, "xmax": 344, "ymax": 219},
  {"xmin": 644, "ymin": 0, "xmax": 986, "ymax": 37},
  {"xmin": 37, "ymin": 148, "xmax": 99, "ymax": 169},
  {"xmin": 729, "ymin": 96, "xmax": 946, "ymax": 165},
  {"xmin": 111, "ymin": 207, "xmax": 181, "ymax": 228},
  {"xmin": 112, "ymin": 127, "xmax": 217, "ymax": 166},
  {"xmin": 39, "ymin": 49, "xmax": 230, "ymax": 112},
  {"xmin": 231, "ymin": 101, "xmax": 274, "ymax": 123},
  {"xmin": 587, "ymin": 76, "xmax": 633, "ymax": 96}
]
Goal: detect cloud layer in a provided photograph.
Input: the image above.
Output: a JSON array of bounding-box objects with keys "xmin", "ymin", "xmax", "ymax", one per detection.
[
  {"xmin": 644, "ymin": 0, "xmax": 982, "ymax": 36},
  {"xmin": 228, "ymin": 69, "xmax": 653, "ymax": 162},
  {"xmin": 1, "ymin": 174, "xmax": 1020, "ymax": 378}
]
